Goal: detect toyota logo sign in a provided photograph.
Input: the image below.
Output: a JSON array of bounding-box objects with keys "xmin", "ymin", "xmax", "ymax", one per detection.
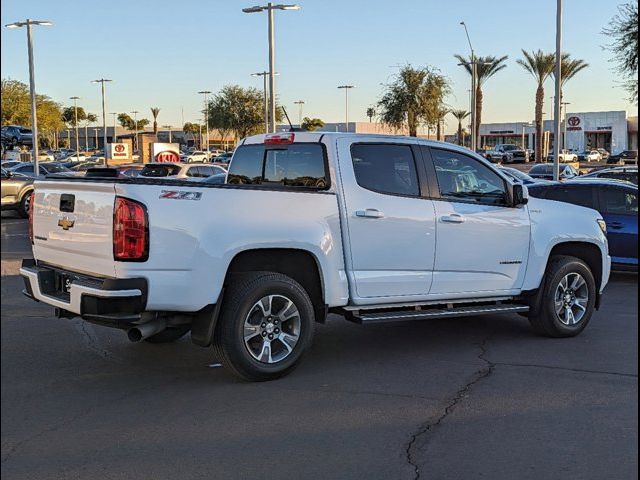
[
  {"xmin": 567, "ymin": 116, "xmax": 580, "ymax": 127},
  {"xmin": 115, "ymin": 144, "xmax": 125, "ymax": 153},
  {"xmin": 155, "ymin": 151, "xmax": 180, "ymax": 163}
]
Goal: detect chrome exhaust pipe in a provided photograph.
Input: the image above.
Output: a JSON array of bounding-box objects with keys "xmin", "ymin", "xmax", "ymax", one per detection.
[{"xmin": 127, "ymin": 318, "xmax": 166, "ymax": 342}]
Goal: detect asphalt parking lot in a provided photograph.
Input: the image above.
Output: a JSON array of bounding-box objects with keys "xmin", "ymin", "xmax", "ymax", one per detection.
[{"xmin": 1, "ymin": 212, "xmax": 637, "ymax": 480}]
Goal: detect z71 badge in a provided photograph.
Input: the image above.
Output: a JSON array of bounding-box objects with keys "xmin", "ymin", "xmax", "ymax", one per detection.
[{"xmin": 159, "ymin": 190, "xmax": 202, "ymax": 201}]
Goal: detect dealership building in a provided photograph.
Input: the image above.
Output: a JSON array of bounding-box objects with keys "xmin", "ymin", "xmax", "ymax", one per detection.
[{"xmin": 478, "ymin": 110, "xmax": 638, "ymax": 154}]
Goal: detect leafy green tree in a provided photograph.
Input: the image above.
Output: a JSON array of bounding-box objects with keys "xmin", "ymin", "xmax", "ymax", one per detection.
[
  {"xmin": 603, "ymin": 1, "xmax": 638, "ymax": 103},
  {"xmin": 366, "ymin": 107, "xmax": 375, "ymax": 122},
  {"xmin": 453, "ymin": 54, "xmax": 508, "ymax": 140},
  {"xmin": 377, "ymin": 65, "xmax": 450, "ymax": 137},
  {"xmin": 150, "ymin": 107, "xmax": 161, "ymax": 134},
  {"xmin": 62, "ymin": 106, "xmax": 88, "ymax": 126},
  {"xmin": 449, "ymin": 109, "xmax": 470, "ymax": 145},
  {"xmin": 301, "ymin": 117, "xmax": 325, "ymax": 131},
  {"xmin": 517, "ymin": 49, "xmax": 556, "ymax": 162},
  {"xmin": 117, "ymin": 113, "xmax": 149, "ymax": 131},
  {"xmin": 1, "ymin": 79, "xmax": 31, "ymax": 125},
  {"xmin": 207, "ymin": 85, "xmax": 265, "ymax": 140}
]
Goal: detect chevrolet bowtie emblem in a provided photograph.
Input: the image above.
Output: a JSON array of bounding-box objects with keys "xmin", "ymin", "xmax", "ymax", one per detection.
[{"xmin": 58, "ymin": 217, "xmax": 75, "ymax": 230}]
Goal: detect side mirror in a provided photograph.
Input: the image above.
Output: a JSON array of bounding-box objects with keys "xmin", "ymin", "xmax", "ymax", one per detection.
[{"xmin": 512, "ymin": 183, "xmax": 529, "ymax": 207}]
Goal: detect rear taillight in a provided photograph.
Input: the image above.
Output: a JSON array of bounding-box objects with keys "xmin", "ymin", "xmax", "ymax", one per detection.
[
  {"xmin": 113, "ymin": 197, "xmax": 148, "ymax": 261},
  {"xmin": 264, "ymin": 132, "xmax": 295, "ymax": 145},
  {"xmin": 28, "ymin": 191, "xmax": 35, "ymax": 244}
]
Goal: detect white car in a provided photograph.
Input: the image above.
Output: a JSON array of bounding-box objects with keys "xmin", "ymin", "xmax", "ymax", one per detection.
[
  {"xmin": 582, "ymin": 150, "xmax": 602, "ymax": 163},
  {"xmin": 181, "ymin": 151, "xmax": 209, "ymax": 163},
  {"xmin": 21, "ymin": 132, "xmax": 610, "ymax": 382},
  {"xmin": 548, "ymin": 149, "xmax": 578, "ymax": 163}
]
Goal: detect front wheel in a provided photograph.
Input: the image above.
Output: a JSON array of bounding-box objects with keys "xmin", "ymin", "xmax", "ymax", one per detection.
[
  {"xmin": 528, "ymin": 255, "xmax": 596, "ymax": 337},
  {"xmin": 213, "ymin": 272, "xmax": 315, "ymax": 381}
]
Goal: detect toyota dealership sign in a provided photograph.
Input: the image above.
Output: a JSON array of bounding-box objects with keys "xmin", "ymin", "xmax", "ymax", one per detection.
[{"xmin": 107, "ymin": 143, "xmax": 130, "ymax": 160}]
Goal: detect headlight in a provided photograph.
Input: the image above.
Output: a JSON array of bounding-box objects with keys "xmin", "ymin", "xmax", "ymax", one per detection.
[{"xmin": 597, "ymin": 219, "xmax": 607, "ymax": 234}]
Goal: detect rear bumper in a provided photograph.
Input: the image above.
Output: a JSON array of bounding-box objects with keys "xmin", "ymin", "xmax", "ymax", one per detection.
[{"xmin": 19, "ymin": 259, "xmax": 147, "ymax": 318}]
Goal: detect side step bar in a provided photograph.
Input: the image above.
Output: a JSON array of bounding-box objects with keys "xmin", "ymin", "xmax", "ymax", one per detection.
[{"xmin": 349, "ymin": 304, "xmax": 530, "ymax": 325}]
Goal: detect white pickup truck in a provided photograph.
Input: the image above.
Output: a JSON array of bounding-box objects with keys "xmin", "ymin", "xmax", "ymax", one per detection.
[{"xmin": 21, "ymin": 132, "xmax": 611, "ymax": 381}]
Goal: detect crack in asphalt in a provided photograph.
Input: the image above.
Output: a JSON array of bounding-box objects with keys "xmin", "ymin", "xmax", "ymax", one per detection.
[
  {"xmin": 405, "ymin": 335, "xmax": 495, "ymax": 480},
  {"xmin": 72, "ymin": 319, "xmax": 122, "ymax": 363}
]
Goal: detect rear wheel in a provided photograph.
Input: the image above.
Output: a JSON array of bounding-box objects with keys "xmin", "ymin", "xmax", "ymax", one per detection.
[
  {"xmin": 528, "ymin": 255, "xmax": 596, "ymax": 337},
  {"xmin": 213, "ymin": 272, "xmax": 315, "ymax": 381}
]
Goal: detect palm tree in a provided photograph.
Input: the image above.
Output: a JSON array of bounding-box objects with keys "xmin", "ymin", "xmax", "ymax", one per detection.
[
  {"xmin": 517, "ymin": 49, "xmax": 555, "ymax": 162},
  {"xmin": 150, "ymin": 107, "xmax": 160, "ymax": 134},
  {"xmin": 450, "ymin": 109, "xmax": 470, "ymax": 146},
  {"xmin": 301, "ymin": 117, "xmax": 325, "ymax": 131},
  {"xmin": 435, "ymin": 107, "xmax": 448, "ymax": 141},
  {"xmin": 553, "ymin": 53, "xmax": 589, "ymax": 91},
  {"xmin": 454, "ymin": 54, "xmax": 508, "ymax": 141},
  {"xmin": 366, "ymin": 107, "xmax": 375, "ymax": 122}
]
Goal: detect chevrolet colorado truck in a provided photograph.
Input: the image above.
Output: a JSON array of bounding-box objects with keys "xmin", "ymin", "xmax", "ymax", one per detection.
[{"xmin": 20, "ymin": 132, "xmax": 611, "ymax": 381}]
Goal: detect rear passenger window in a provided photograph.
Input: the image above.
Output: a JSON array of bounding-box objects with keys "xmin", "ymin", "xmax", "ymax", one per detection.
[
  {"xmin": 544, "ymin": 187, "xmax": 595, "ymax": 209},
  {"xmin": 351, "ymin": 144, "xmax": 419, "ymax": 196},
  {"xmin": 228, "ymin": 144, "xmax": 328, "ymax": 188},
  {"xmin": 601, "ymin": 189, "xmax": 638, "ymax": 214}
]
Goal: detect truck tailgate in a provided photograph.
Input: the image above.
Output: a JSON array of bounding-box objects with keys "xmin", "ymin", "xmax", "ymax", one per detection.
[{"xmin": 32, "ymin": 180, "xmax": 117, "ymax": 277}]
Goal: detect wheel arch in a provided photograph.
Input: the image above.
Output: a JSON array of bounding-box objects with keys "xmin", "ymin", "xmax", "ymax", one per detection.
[{"xmin": 224, "ymin": 248, "xmax": 327, "ymax": 324}]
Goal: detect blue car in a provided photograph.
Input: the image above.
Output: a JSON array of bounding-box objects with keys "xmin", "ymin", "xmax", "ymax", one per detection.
[{"xmin": 528, "ymin": 179, "xmax": 638, "ymax": 269}]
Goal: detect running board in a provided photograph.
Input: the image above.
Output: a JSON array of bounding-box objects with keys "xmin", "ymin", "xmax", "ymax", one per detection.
[{"xmin": 349, "ymin": 304, "xmax": 530, "ymax": 325}]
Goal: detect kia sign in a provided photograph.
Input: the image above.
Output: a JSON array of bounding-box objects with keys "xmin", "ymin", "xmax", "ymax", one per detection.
[
  {"xmin": 155, "ymin": 150, "xmax": 180, "ymax": 163},
  {"xmin": 107, "ymin": 143, "xmax": 130, "ymax": 160},
  {"xmin": 151, "ymin": 142, "xmax": 180, "ymax": 163},
  {"xmin": 567, "ymin": 116, "xmax": 582, "ymax": 131}
]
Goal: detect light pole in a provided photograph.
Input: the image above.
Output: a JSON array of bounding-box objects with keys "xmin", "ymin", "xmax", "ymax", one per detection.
[
  {"xmin": 198, "ymin": 91, "xmax": 211, "ymax": 155},
  {"xmin": 337, "ymin": 85, "xmax": 355, "ymax": 132},
  {"xmin": 561, "ymin": 101, "xmax": 571, "ymax": 150},
  {"xmin": 164, "ymin": 125, "xmax": 172, "ymax": 143},
  {"xmin": 521, "ymin": 122, "xmax": 533, "ymax": 150},
  {"xmin": 294, "ymin": 100, "xmax": 305, "ymax": 127},
  {"xmin": 70, "ymin": 96, "xmax": 80, "ymax": 159},
  {"xmin": 553, "ymin": 0, "xmax": 563, "ymax": 180},
  {"xmin": 460, "ymin": 21, "xmax": 476, "ymax": 151},
  {"xmin": 93, "ymin": 128, "xmax": 99, "ymax": 149},
  {"xmin": 252, "ymin": 71, "xmax": 279, "ymax": 133},
  {"xmin": 131, "ymin": 110, "xmax": 140, "ymax": 154},
  {"xmin": 5, "ymin": 19, "xmax": 53, "ymax": 176},
  {"xmin": 243, "ymin": 3, "xmax": 301, "ymax": 133},
  {"xmin": 91, "ymin": 78, "xmax": 112, "ymax": 159},
  {"xmin": 110, "ymin": 112, "xmax": 118, "ymax": 144}
]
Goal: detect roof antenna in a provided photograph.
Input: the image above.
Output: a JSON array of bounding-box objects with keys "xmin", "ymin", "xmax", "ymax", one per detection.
[{"xmin": 281, "ymin": 106, "xmax": 303, "ymax": 132}]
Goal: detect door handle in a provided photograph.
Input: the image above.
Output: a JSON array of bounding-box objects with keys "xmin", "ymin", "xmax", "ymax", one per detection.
[
  {"xmin": 440, "ymin": 214, "xmax": 466, "ymax": 224},
  {"xmin": 355, "ymin": 209, "xmax": 384, "ymax": 219},
  {"xmin": 608, "ymin": 221, "xmax": 623, "ymax": 229}
]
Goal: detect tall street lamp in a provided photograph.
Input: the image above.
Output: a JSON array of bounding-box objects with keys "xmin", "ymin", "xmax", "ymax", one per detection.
[
  {"xmin": 69, "ymin": 96, "xmax": 80, "ymax": 159},
  {"xmin": 93, "ymin": 128, "xmax": 99, "ymax": 149},
  {"xmin": 164, "ymin": 125, "xmax": 172, "ymax": 143},
  {"xmin": 337, "ymin": 85, "xmax": 355, "ymax": 132},
  {"xmin": 110, "ymin": 112, "xmax": 118, "ymax": 144},
  {"xmin": 521, "ymin": 122, "xmax": 533, "ymax": 150},
  {"xmin": 561, "ymin": 101, "xmax": 571, "ymax": 150},
  {"xmin": 243, "ymin": 3, "xmax": 301, "ymax": 133},
  {"xmin": 294, "ymin": 100, "xmax": 305, "ymax": 127},
  {"xmin": 459, "ymin": 21, "xmax": 477, "ymax": 151},
  {"xmin": 5, "ymin": 19, "xmax": 53, "ymax": 176},
  {"xmin": 198, "ymin": 91, "xmax": 211, "ymax": 156},
  {"xmin": 91, "ymin": 78, "xmax": 112, "ymax": 160},
  {"xmin": 552, "ymin": 0, "xmax": 563, "ymax": 180},
  {"xmin": 131, "ymin": 110, "xmax": 140, "ymax": 154},
  {"xmin": 252, "ymin": 71, "xmax": 279, "ymax": 133}
]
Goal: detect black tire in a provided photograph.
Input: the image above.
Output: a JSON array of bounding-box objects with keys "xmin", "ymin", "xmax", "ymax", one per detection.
[
  {"xmin": 17, "ymin": 191, "xmax": 32, "ymax": 218},
  {"xmin": 213, "ymin": 272, "xmax": 315, "ymax": 382},
  {"xmin": 528, "ymin": 255, "xmax": 596, "ymax": 337},
  {"xmin": 144, "ymin": 325, "xmax": 190, "ymax": 344}
]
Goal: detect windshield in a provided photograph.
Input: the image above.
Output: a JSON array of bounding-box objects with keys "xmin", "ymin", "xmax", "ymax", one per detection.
[
  {"xmin": 502, "ymin": 167, "xmax": 530, "ymax": 181},
  {"xmin": 529, "ymin": 164, "xmax": 553, "ymax": 174},
  {"xmin": 501, "ymin": 145, "xmax": 518, "ymax": 151},
  {"xmin": 140, "ymin": 164, "xmax": 182, "ymax": 177},
  {"xmin": 44, "ymin": 164, "xmax": 71, "ymax": 173}
]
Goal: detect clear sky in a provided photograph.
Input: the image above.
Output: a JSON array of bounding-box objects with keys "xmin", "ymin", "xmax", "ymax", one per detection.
[{"xmin": 1, "ymin": 0, "xmax": 636, "ymax": 133}]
